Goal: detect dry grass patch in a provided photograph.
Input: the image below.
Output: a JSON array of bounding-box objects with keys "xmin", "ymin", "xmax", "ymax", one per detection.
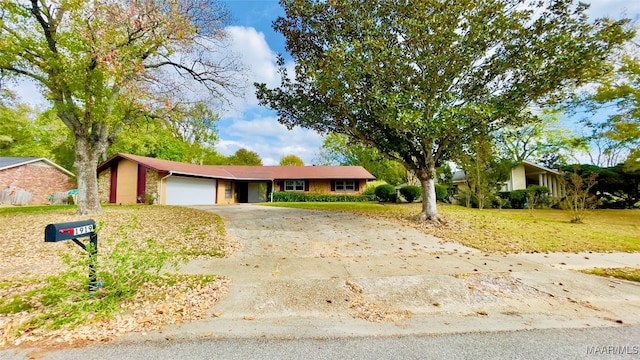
[
  {"xmin": 266, "ymin": 202, "xmax": 640, "ymax": 253},
  {"xmin": 0, "ymin": 205, "xmax": 237, "ymax": 348},
  {"xmin": 582, "ymin": 268, "xmax": 640, "ymax": 282}
]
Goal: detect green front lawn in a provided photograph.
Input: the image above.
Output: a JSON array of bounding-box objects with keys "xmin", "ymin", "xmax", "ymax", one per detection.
[{"xmin": 264, "ymin": 202, "xmax": 640, "ymax": 253}]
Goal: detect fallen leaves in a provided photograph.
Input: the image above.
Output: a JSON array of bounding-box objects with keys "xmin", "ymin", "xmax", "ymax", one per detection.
[{"xmin": 0, "ymin": 206, "xmax": 238, "ymax": 348}]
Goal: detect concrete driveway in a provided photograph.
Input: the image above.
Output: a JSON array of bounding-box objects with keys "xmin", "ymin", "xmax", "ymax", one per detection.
[{"xmin": 161, "ymin": 204, "xmax": 640, "ymax": 338}]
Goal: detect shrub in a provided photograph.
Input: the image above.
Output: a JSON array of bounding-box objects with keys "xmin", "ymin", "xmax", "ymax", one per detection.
[
  {"xmin": 435, "ymin": 184, "xmax": 448, "ymax": 202},
  {"xmin": 272, "ymin": 192, "xmax": 375, "ymax": 202},
  {"xmin": 400, "ymin": 185, "xmax": 422, "ymax": 203},
  {"xmin": 363, "ymin": 180, "xmax": 387, "ymax": 196},
  {"xmin": 374, "ymin": 184, "xmax": 396, "ymax": 202},
  {"xmin": 499, "ymin": 190, "xmax": 528, "ymax": 209},
  {"xmin": 525, "ymin": 185, "xmax": 550, "ymax": 214}
]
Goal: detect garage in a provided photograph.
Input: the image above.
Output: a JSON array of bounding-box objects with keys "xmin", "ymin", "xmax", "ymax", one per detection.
[{"xmin": 165, "ymin": 176, "xmax": 217, "ymax": 205}]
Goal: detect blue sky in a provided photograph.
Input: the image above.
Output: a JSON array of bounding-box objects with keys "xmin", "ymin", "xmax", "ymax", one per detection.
[
  {"xmin": 215, "ymin": 0, "xmax": 640, "ymax": 165},
  {"xmin": 10, "ymin": 1, "xmax": 640, "ymax": 165}
]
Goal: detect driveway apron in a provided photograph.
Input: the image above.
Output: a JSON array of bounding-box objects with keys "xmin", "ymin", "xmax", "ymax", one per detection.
[{"xmin": 162, "ymin": 204, "xmax": 640, "ymax": 338}]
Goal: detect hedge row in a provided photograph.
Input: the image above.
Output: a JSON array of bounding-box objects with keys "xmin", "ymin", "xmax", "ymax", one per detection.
[{"xmin": 272, "ymin": 192, "xmax": 376, "ymax": 202}]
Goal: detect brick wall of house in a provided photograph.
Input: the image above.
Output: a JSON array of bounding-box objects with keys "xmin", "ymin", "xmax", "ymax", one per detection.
[
  {"xmin": 97, "ymin": 169, "xmax": 111, "ymax": 204},
  {"xmin": 145, "ymin": 169, "xmax": 160, "ymax": 204},
  {"xmin": 0, "ymin": 161, "xmax": 75, "ymax": 204}
]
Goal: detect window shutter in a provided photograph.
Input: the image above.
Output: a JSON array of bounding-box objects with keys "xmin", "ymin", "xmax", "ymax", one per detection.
[
  {"xmin": 279, "ymin": 181, "xmax": 284, "ymax": 192},
  {"xmin": 137, "ymin": 165, "xmax": 146, "ymax": 203},
  {"xmin": 330, "ymin": 181, "xmax": 335, "ymax": 191},
  {"xmin": 355, "ymin": 181, "xmax": 360, "ymax": 192},
  {"xmin": 305, "ymin": 180, "xmax": 310, "ymax": 192}
]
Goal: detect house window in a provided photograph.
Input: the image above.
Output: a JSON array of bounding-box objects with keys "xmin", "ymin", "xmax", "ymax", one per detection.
[
  {"xmin": 284, "ymin": 180, "xmax": 305, "ymax": 191},
  {"xmin": 225, "ymin": 181, "xmax": 232, "ymax": 199},
  {"xmin": 335, "ymin": 180, "xmax": 356, "ymax": 191}
]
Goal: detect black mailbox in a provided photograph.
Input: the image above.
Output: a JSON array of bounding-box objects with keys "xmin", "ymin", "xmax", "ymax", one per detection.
[
  {"xmin": 45, "ymin": 220, "xmax": 96, "ymax": 242},
  {"xmin": 44, "ymin": 219, "xmax": 99, "ymax": 292}
]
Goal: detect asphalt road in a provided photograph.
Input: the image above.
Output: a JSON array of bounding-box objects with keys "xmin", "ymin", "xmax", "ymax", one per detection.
[{"xmin": 6, "ymin": 325, "xmax": 640, "ymax": 360}]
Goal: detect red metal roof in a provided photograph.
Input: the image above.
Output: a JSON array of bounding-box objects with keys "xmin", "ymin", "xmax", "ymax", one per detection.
[{"xmin": 97, "ymin": 153, "xmax": 376, "ymax": 180}]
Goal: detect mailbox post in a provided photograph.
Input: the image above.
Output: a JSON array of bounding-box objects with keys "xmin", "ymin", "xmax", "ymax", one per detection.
[{"xmin": 45, "ymin": 220, "xmax": 98, "ymax": 292}]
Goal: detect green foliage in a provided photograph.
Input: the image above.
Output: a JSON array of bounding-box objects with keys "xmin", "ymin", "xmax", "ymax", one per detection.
[
  {"xmin": 374, "ymin": 184, "xmax": 396, "ymax": 203},
  {"xmin": 559, "ymin": 167, "xmax": 599, "ymax": 223},
  {"xmin": 316, "ymin": 133, "xmax": 406, "ymax": 185},
  {"xmin": 499, "ymin": 190, "xmax": 528, "ymax": 209},
  {"xmin": 400, "ymin": 185, "xmax": 422, "ymax": 203},
  {"xmin": 435, "ymin": 184, "xmax": 449, "ymax": 202},
  {"xmin": 575, "ymin": 48, "xmax": 640, "ymax": 168},
  {"xmin": 456, "ymin": 134, "xmax": 515, "ymax": 209},
  {"xmin": 0, "ymin": 106, "xmax": 76, "ymax": 170},
  {"xmin": 363, "ymin": 180, "xmax": 387, "ymax": 196},
  {"xmin": 226, "ymin": 148, "xmax": 263, "ymax": 166},
  {"xmin": 0, "ymin": 0, "xmax": 240, "ymax": 215},
  {"xmin": 525, "ymin": 185, "xmax": 551, "ymax": 214},
  {"xmin": 272, "ymin": 192, "xmax": 375, "ymax": 202},
  {"xmin": 3, "ymin": 217, "xmax": 182, "ymax": 332},
  {"xmin": 279, "ymin": 154, "xmax": 305, "ymax": 166},
  {"xmin": 0, "ymin": 296, "xmax": 33, "ymax": 314},
  {"xmin": 256, "ymin": 0, "xmax": 633, "ymax": 220},
  {"xmin": 583, "ymin": 268, "xmax": 640, "ymax": 283},
  {"xmin": 495, "ymin": 111, "xmax": 587, "ymax": 168},
  {"xmin": 561, "ymin": 164, "xmax": 640, "ymax": 209}
]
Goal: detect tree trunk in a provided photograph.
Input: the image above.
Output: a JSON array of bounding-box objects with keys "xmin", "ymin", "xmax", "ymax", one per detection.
[
  {"xmin": 417, "ymin": 166, "xmax": 443, "ymax": 223},
  {"xmin": 75, "ymin": 137, "xmax": 104, "ymax": 215}
]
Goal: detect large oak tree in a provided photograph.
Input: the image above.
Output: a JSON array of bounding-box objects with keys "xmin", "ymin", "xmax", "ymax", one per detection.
[
  {"xmin": 0, "ymin": 0, "xmax": 243, "ymax": 214},
  {"xmin": 256, "ymin": 0, "xmax": 633, "ymax": 221}
]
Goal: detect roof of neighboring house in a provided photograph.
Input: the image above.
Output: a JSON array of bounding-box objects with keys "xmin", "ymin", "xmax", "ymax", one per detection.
[
  {"xmin": 97, "ymin": 153, "xmax": 376, "ymax": 181},
  {"xmin": 452, "ymin": 170, "xmax": 466, "ymax": 183},
  {"xmin": 0, "ymin": 157, "xmax": 75, "ymax": 177},
  {"xmin": 451, "ymin": 161, "xmax": 559, "ymax": 183},
  {"xmin": 521, "ymin": 160, "xmax": 560, "ymax": 175}
]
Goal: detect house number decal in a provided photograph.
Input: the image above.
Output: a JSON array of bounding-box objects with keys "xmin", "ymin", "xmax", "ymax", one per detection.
[{"xmin": 59, "ymin": 225, "xmax": 95, "ymax": 236}]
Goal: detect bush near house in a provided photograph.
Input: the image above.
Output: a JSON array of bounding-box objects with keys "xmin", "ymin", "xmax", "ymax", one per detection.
[
  {"xmin": 374, "ymin": 184, "xmax": 396, "ymax": 202},
  {"xmin": 499, "ymin": 190, "xmax": 528, "ymax": 209},
  {"xmin": 273, "ymin": 192, "xmax": 375, "ymax": 202},
  {"xmin": 399, "ymin": 185, "xmax": 422, "ymax": 203},
  {"xmin": 435, "ymin": 184, "xmax": 449, "ymax": 202}
]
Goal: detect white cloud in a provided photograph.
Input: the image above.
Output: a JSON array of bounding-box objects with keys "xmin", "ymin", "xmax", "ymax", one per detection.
[
  {"xmin": 215, "ymin": 26, "xmax": 323, "ymax": 166},
  {"xmin": 221, "ymin": 26, "xmax": 293, "ymax": 118},
  {"xmin": 586, "ymin": 0, "xmax": 640, "ymax": 20},
  {"xmin": 215, "ymin": 115, "xmax": 323, "ymax": 165}
]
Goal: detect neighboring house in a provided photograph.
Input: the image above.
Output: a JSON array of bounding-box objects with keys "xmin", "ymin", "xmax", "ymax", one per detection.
[
  {"xmin": 453, "ymin": 160, "xmax": 563, "ymax": 198},
  {"xmin": 97, "ymin": 153, "xmax": 376, "ymax": 205},
  {"xmin": 0, "ymin": 157, "xmax": 76, "ymax": 205}
]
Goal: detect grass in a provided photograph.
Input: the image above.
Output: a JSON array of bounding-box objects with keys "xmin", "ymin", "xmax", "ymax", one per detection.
[
  {"xmin": 0, "ymin": 205, "xmax": 233, "ymax": 347},
  {"xmin": 582, "ymin": 268, "xmax": 640, "ymax": 282},
  {"xmin": 264, "ymin": 202, "xmax": 640, "ymax": 253}
]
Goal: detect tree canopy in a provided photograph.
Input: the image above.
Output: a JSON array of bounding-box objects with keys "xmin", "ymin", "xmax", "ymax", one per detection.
[
  {"xmin": 575, "ymin": 43, "xmax": 640, "ymax": 170},
  {"xmin": 494, "ymin": 111, "xmax": 587, "ymax": 168},
  {"xmin": 317, "ymin": 133, "xmax": 406, "ymax": 185},
  {"xmin": 256, "ymin": 0, "xmax": 633, "ymax": 221},
  {"xmin": 279, "ymin": 154, "xmax": 305, "ymax": 166},
  {"xmin": 227, "ymin": 148, "xmax": 263, "ymax": 166},
  {"xmin": 0, "ymin": 0, "xmax": 243, "ymax": 214}
]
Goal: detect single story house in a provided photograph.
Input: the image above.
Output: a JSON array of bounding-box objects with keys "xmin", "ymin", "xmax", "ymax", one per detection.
[
  {"xmin": 0, "ymin": 157, "xmax": 76, "ymax": 205},
  {"xmin": 453, "ymin": 160, "xmax": 563, "ymax": 198},
  {"xmin": 97, "ymin": 153, "xmax": 376, "ymax": 205}
]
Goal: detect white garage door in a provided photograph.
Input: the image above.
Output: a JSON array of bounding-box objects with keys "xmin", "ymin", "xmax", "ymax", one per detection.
[{"xmin": 166, "ymin": 176, "xmax": 217, "ymax": 205}]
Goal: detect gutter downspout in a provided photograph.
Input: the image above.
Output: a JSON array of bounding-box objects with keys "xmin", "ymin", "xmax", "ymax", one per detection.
[
  {"xmin": 159, "ymin": 171, "xmax": 173, "ymax": 205},
  {"xmin": 271, "ymin": 180, "xmax": 274, "ymax": 202}
]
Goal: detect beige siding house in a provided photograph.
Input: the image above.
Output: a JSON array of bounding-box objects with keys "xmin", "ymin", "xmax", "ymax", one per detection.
[
  {"xmin": 97, "ymin": 153, "xmax": 375, "ymax": 206},
  {"xmin": 453, "ymin": 160, "xmax": 563, "ymax": 198}
]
